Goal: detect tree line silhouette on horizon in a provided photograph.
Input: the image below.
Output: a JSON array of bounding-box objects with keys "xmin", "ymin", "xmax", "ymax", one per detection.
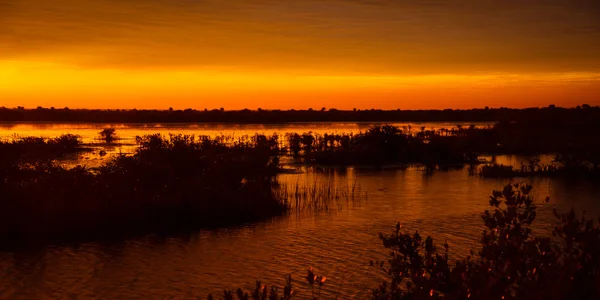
[{"xmin": 0, "ymin": 104, "xmax": 598, "ymax": 123}]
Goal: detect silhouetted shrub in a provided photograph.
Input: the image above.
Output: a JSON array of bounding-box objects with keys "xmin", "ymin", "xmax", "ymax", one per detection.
[{"xmin": 371, "ymin": 184, "xmax": 600, "ymax": 300}]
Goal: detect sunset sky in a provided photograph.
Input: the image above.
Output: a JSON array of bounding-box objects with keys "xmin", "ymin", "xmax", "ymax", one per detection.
[{"xmin": 1, "ymin": 0, "xmax": 599, "ymax": 109}]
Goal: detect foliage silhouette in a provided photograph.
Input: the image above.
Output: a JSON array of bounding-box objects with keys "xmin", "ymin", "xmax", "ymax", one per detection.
[
  {"xmin": 98, "ymin": 128, "xmax": 118, "ymax": 143},
  {"xmin": 372, "ymin": 183, "xmax": 600, "ymax": 300}
]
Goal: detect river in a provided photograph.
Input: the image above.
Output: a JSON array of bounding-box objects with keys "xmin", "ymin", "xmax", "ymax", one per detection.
[{"xmin": 1, "ymin": 122, "xmax": 599, "ymax": 299}]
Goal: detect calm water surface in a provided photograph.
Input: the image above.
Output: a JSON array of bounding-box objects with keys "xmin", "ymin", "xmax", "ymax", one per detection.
[{"xmin": 1, "ymin": 123, "xmax": 599, "ymax": 299}]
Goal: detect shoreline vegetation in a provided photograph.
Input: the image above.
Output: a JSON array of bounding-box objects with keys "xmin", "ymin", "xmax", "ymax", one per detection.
[{"xmin": 209, "ymin": 184, "xmax": 600, "ymax": 300}]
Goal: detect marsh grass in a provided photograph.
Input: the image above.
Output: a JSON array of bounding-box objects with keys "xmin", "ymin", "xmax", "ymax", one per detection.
[{"xmin": 0, "ymin": 134, "xmax": 286, "ymax": 248}]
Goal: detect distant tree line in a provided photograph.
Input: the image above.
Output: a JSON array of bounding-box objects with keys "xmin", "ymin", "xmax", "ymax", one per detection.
[{"xmin": 0, "ymin": 105, "xmax": 598, "ymax": 123}]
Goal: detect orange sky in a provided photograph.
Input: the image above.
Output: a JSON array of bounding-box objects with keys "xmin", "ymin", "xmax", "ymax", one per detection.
[{"xmin": 1, "ymin": 0, "xmax": 599, "ymax": 109}]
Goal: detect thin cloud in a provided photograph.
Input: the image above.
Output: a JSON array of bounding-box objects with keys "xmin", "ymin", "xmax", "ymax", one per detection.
[{"xmin": 0, "ymin": 0, "xmax": 598, "ymax": 75}]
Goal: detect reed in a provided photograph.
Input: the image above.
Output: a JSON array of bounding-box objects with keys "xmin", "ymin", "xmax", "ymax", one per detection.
[{"xmin": 275, "ymin": 180, "xmax": 366, "ymax": 212}]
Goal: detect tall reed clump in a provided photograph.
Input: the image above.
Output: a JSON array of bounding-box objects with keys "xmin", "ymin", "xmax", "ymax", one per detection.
[
  {"xmin": 275, "ymin": 180, "xmax": 366, "ymax": 212},
  {"xmin": 0, "ymin": 134, "xmax": 287, "ymax": 247}
]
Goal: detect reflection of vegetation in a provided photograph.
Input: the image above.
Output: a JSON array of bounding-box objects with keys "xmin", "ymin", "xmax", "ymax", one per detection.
[{"xmin": 211, "ymin": 184, "xmax": 600, "ymax": 300}]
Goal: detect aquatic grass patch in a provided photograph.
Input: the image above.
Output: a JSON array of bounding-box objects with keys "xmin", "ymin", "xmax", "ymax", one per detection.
[{"xmin": 275, "ymin": 180, "xmax": 367, "ymax": 212}]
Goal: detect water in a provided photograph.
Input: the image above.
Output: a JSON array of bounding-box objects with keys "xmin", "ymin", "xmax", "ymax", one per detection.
[{"xmin": 1, "ymin": 122, "xmax": 599, "ymax": 299}]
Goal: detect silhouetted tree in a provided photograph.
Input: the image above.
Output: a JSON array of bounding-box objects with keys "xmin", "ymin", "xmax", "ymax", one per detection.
[{"xmin": 98, "ymin": 128, "xmax": 117, "ymax": 143}]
